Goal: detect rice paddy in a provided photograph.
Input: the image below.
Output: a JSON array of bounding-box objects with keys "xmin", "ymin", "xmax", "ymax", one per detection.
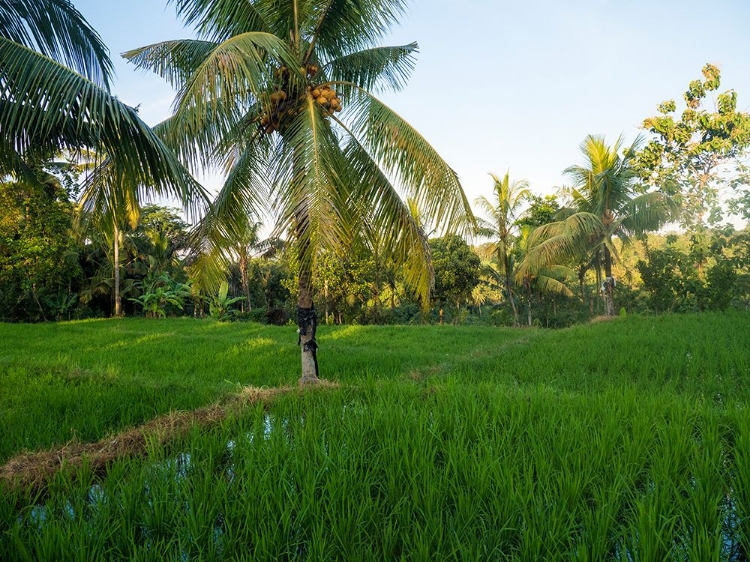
[{"xmin": 1, "ymin": 312, "xmax": 750, "ymax": 560}]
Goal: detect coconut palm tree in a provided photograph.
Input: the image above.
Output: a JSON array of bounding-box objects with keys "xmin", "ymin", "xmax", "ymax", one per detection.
[
  {"xmin": 125, "ymin": 0, "xmax": 473, "ymax": 382},
  {"xmin": 514, "ymin": 225, "xmax": 574, "ymax": 326},
  {"xmin": 0, "ymin": 0, "xmax": 204, "ymax": 221},
  {"xmin": 475, "ymin": 171, "xmax": 530, "ymax": 326},
  {"xmin": 524, "ymin": 135, "xmax": 674, "ymax": 316}
]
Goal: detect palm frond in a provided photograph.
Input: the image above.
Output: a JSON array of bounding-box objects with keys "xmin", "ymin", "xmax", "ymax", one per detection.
[
  {"xmin": 300, "ymin": 0, "xmax": 409, "ymax": 61},
  {"xmin": 169, "ymin": 0, "xmax": 269, "ymax": 42},
  {"xmin": 0, "ymin": 0, "xmax": 111, "ymax": 86},
  {"xmin": 474, "ymin": 195, "xmax": 501, "ymax": 226},
  {"xmin": 341, "ymin": 84, "xmax": 475, "ymax": 236},
  {"xmin": 163, "ymin": 32, "xmax": 301, "ymax": 170},
  {"xmin": 533, "ymin": 271, "xmax": 574, "ymax": 297},
  {"xmin": 0, "ymin": 40, "xmax": 206, "ymax": 205},
  {"xmin": 174, "ymin": 31, "xmax": 299, "ymax": 117},
  {"xmin": 324, "ymin": 43, "xmax": 417, "ymax": 94},
  {"xmin": 123, "ymin": 39, "xmax": 218, "ymax": 89},
  {"xmin": 524, "ymin": 212, "xmax": 604, "ymax": 271},
  {"xmin": 341, "ymin": 135, "xmax": 433, "ymax": 305},
  {"xmin": 620, "ymin": 191, "xmax": 677, "ymax": 233},
  {"xmin": 272, "ymin": 97, "xmax": 354, "ymax": 269},
  {"xmin": 191, "ymin": 130, "xmax": 273, "ymax": 253}
]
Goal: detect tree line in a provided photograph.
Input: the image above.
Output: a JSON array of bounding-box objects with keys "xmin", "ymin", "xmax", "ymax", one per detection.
[{"xmin": 1, "ymin": 1, "xmax": 749, "ymax": 379}]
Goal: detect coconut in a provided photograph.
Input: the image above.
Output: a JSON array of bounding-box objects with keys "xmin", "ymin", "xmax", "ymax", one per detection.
[
  {"xmin": 323, "ymin": 89, "xmax": 336, "ymax": 100},
  {"xmin": 278, "ymin": 90, "xmax": 287, "ymax": 101},
  {"xmin": 316, "ymin": 97, "xmax": 328, "ymax": 106},
  {"xmin": 270, "ymin": 92, "xmax": 280, "ymax": 103},
  {"xmin": 312, "ymin": 89, "xmax": 321, "ymax": 98}
]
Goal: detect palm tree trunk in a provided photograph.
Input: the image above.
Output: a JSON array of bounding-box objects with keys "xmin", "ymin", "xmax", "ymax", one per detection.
[
  {"xmin": 578, "ymin": 264, "xmax": 587, "ymax": 303},
  {"xmin": 603, "ymin": 246, "xmax": 615, "ymax": 316},
  {"xmin": 298, "ymin": 265, "xmax": 319, "ymax": 384},
  {"xmin": 526, "ymin": 286, "xmax": 532, "ymax": 326},
  {"xmin": 239, "ymin": 252, "xmax": 250, "ymax": 312},
  {"xmin": 507, "ymin": 282, "xmax": 519, "ymax": 327},
  {"xmin": 504, "ymin": 256, "xmax": 519, "ymax": 327},
  {"xmin": 594, "ymin": 252, "xmax": 603, "ymax": 315},
  {"xmin": 113, "ymin": 222, "xmax": 122, "ymax": 317}
]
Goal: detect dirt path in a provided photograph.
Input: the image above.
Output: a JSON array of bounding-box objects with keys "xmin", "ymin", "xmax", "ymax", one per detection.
[{"xmin": 1, "ymin": 383, "xmax": 336, "ymax": 494}]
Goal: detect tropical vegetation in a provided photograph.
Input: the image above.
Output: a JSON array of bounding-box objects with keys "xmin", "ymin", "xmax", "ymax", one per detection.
[
  {"xmin": 122, "ymin": 0, "xmax": 473, "ymax": 381},
  {"xmin": 2, "ymin": 1, "xmax": 748, "ymax": 329},
  {"xmin": 2, "ymin": 1, "xmax": 750, "ymax": 560}
]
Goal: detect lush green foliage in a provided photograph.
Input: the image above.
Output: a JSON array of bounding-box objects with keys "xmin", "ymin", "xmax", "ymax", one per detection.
[
  {"xmin": 0, "ymin": 318, "xmax": 516, "ymax": 463},
  {"xmin": 429, "ymin": 234, "xmax": 481, "ymax": 320},
  {"xmin": 637, "ymin": 64, "xmax": 750, "ymax": 228},
  {"xmin": 0, "ymin": 1, "xmax": 203, "ymax": 213},
  {"xmin": 1, "ymin": 312, "xmax": 750, "ymax": 559},
  {"xmin": 475, "ymin": 171, "xmax": 531, "ymax": 326},
  {"xmin": 0, "ymin": 179, "xmax": 80, "ymax": 321},
  {"xmin": 125, "ymin": 0, "xmax": 473, "ymax": 315}
]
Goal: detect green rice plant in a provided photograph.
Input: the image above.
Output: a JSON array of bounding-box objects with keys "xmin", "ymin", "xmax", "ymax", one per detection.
[
  {"xmin": 2, "ymin": 312, "xmax": 750, "ymax": 560},
  {"xmin": 4, "ymin": 383, "xmax": 747, "ymax": 560}
]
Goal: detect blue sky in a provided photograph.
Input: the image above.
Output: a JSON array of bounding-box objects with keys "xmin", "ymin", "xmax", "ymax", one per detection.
[{"xmin": 76, "ymin": 0, "xmax": 750, "ymax": 210}]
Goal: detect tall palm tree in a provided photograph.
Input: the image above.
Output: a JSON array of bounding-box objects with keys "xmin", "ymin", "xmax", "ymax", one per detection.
[
  {"xmin": 525, "ymin": 135, "xmax": 674, "ymax": 316},
  {"xmin": 0, "ymin": 0, "xmax": 204, "ymax": 223},
  {"xmin": 74, "ymin": 144, "xmax": 204, "ymax": 317},
  {"xmin": 126, "ymin": 0, "xmax": 473, "ymax": 382},
  {"xmin": 475, "ymin": 171, "xmax": 530, "ymax": 326},
  {"xmin": 79, "ymin": 173, "xmax": 142, "ymax": 317}
]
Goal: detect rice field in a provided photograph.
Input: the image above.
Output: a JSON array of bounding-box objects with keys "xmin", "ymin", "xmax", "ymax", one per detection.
[{"xmin": 1, "ymin": 312, "xmax": 750, "ymax": 560}]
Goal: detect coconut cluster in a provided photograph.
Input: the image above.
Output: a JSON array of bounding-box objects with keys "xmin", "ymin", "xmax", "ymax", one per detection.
[
  {"xmin": 259, "ymin": 64, "xmax": 342, "ymax": 134},
  {"xmin": 310, "ymin": 84, "xmax": 342, "ymax": 115}
]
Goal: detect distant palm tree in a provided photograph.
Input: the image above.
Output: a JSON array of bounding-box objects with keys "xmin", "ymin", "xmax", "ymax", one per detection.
[
  {"xmin": 475, "ymin": 171, "xmax": 530, "ymax": 326},
  {"xmin": 525, "ymin": 135, "xmax": 674, "ymax": 316},
  {"xmin": 126, "ymin": 0, "xmax": 473, "ymax": 382},
  {"xmin": 79, "ymin": 172, "xmax": 142, "ymax": 317},
  {"xmin": 514, "ymin": 226, "xmax": 574, "ymax": 326}
]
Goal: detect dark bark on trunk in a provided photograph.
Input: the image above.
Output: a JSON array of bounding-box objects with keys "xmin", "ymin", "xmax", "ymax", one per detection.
[
  {"xmin": 527, "ymin": 294, "xmax": 532, "ymax": 326},
  {"xmin": 594, "ymin": 252, "xmax": 603, "ymax": 316},
  {"xmin": 298, "ymin": 267, "xmax": 319, "ymax": 384},
  {"xmin": 603, "ymin": 245, "xmax": 615, "ymax": 316},
  {"xmin": 578, "ymin": 265, "xmax": 587, "ymax": 303}
]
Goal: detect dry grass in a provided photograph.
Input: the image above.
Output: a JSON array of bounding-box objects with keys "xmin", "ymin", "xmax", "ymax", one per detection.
[{"xmin": 0, "ymin": 382, "xmax": 337, "ymax": 494}]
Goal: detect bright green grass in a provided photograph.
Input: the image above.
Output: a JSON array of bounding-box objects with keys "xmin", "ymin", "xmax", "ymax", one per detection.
[
  {"xmin": 3, "ymin": 384, "xmax": 750, "ymax": 560},
  {"xmin": 2, "ymin": 312, "xmax": 750, "ymax": 560},
  {"xmin": 0, "ymin": 318, "xmax": 525, "ymax": 462},
  {"xmin": 0, "ymin": 313, "xmax": 748, "ymax": 463}
]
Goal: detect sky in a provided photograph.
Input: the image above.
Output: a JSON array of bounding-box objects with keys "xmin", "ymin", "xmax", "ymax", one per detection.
[{"xmin": 74, "ymin": 0, "xmax": 750, "ymax": 215}]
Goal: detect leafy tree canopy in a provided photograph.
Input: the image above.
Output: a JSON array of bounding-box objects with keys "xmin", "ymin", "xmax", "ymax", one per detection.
[
  {"xmin": 636, "ymin": 64, "xmax": 750, "ymax": 228},
  {"xmin": 429, "ymin": 234, "xmax": 481, "ymax": 308}
]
